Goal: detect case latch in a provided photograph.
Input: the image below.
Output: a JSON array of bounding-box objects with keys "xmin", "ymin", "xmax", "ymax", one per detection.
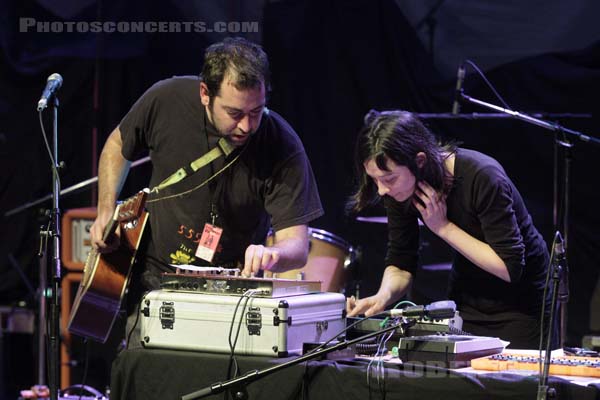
[
  {"xmin": 159, "ymin": 301, "xmax": 175, "ymax": 329},
  {"xmin": 316, "ymin": 320, "xmax": 328, "ymax": 334},
  {"xmin": 246, "ymin": 306, "xmax": 262, "ymax": 335}
]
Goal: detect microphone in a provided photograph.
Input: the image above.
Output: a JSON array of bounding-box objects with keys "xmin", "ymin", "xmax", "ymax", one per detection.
[
  {"xmin": 387, "ymin": 300, "xmax": 456, "ymax": 320},
  {"xmin": 451, "ymin": 64, "xmax": 466, "ymax": 115},
  {"xmin": 37, "ymin": 73, "xmax": 63, "ymax": 111}
]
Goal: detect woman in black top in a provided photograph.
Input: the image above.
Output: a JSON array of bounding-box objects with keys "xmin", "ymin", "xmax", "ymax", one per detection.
[{"xmin": 346, "ymin": 110, "xmax": 554, "ymax": 349}]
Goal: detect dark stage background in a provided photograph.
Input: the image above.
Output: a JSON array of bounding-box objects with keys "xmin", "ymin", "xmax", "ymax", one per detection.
[{"xmin": 1, "ymin": 0, "xmax": 599, "ymax": 397}]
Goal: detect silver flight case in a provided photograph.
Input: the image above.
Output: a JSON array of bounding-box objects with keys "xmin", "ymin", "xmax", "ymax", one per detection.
[{"xmin": 139, "ymin": 290, "xmax": 346, "ymax": 357}]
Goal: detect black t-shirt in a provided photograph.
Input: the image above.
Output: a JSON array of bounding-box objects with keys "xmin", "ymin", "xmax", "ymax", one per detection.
[
  {"xmin": 119, "ymin": 76, "xmax": 323, "ymax": 274},
  {"xmin": 384, "ymin": 148, "xmax": 550, "ymax": 319}
]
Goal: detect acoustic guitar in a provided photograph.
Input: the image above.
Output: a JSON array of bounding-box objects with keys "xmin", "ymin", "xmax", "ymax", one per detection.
[{"xmin": 68, "ymin": 189, "xmax": 149, "ymax": 343}]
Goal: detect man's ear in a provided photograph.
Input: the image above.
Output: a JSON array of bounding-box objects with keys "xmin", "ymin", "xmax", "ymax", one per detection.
[
  {"xmin": 200, "ymin": 82, "xmax": 210, "ymax": 106},
  {"xmin": 415, "ymin": 152, "xmax": 427, "ymax": 169}
]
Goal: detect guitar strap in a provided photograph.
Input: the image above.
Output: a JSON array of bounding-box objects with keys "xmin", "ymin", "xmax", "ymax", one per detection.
[{"xmin": 151, "ymin": 137, "xmax": 235, "ymax": 193}]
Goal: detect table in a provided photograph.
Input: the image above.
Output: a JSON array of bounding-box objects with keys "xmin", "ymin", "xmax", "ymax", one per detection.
[{"xmin": 110, "ymin": 348, "xmax": 600, "ymax": 400}]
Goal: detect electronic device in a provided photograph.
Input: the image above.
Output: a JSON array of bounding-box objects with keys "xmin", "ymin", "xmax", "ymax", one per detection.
[
  {"xmin": 397, "ymin": 334, "xmax": 505, "ymax": 368},
  {"xmin": 348, "ymin": 311, "xmax": 466, "ymax": 336},
  {"xmin": 471, "ymin": 352, "xmax": 600, "ymax": 378},
  {"xmin": 159, "ymin": 273, "xmax": 321, "ymax": 297}
]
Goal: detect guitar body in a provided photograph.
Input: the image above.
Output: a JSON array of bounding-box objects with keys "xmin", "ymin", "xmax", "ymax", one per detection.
[{"xmin": 68, "ymin": 190, "xmax": 149, "ymax": 343}]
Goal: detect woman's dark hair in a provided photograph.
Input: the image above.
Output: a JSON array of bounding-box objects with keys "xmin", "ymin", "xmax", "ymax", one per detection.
[
  {"xmin": 200, "ymin": 37, "xmax": 271, "ymax": 98},
  {"xmin": 347, "ymin": 110, "xmax": 456, "ymax": 213}
]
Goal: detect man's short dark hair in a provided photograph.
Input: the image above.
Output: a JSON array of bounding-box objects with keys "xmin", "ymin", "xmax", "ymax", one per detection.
[{"xmin": 201, "ymin": 37, "xmax": 271, "ymax": 98}]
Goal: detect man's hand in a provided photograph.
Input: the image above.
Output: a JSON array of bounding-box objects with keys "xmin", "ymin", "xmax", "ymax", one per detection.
[
  {"xmin": 242, "ymin": 244, "xmax": 281, "ymax": 277},
  {"xmin": 90, "ymin": 209, "xmax": 120, "ymax": 253},
  {"xmin": 240, "ymin": 225, "xmax": 308, "ymax": 277}
]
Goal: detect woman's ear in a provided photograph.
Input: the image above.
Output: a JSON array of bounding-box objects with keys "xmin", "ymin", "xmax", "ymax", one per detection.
[{"xmin": 415, "ymin": 152, "xmax": 427, "ymax": 169}]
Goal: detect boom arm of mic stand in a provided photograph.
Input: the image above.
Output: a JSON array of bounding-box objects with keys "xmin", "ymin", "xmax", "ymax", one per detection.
[
  {"xmin": 3, "ymin": 156, "xmax": 151, "ymax": 218},
  {"xmin": 459, "ymin": 92, "xmax": 600, "ymax": 146},
  {"xmin": 413, "ymin": 112, "xmax": 592, "ymax": 120},
  {"xmin": 181, "ymin": 319, "xmax": 412, "ymax": 400}
]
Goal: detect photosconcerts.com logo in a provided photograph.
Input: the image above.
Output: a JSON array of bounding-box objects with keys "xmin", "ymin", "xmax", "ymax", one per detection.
[{"xmin": 19, "ymin": 18, "xmax": 259, "ymax": 34}]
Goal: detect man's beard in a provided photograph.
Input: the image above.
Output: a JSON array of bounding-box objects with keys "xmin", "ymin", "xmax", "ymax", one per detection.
[{"xmin": 206, "ymin": 102, "xmax": 256, "ymax": 146}]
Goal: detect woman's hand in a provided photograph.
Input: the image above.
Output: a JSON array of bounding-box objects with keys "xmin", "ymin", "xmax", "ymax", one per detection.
[
  {"xmin": 346, "ymin": 294, "xmax": 388, "ymax": 317},
  {"xmin": 412, "ymin": 181, "xmax": 450, "ymax": 235}
]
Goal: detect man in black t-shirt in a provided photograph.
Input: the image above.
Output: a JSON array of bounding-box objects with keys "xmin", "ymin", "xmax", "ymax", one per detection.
[{"xmin": 91, "ymin": 38, "xmax": 323, "ymax": 344}]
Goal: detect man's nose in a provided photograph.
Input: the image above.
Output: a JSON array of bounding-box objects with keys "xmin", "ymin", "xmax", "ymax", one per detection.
[{"xmin": 237, "ymin": 114, "xmax": 251, "ymax": 133}]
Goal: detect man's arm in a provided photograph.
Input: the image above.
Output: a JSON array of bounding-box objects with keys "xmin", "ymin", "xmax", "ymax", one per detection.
[
  {"xmin": 90, "ymin": 127, "xmax": 132, "ymax": 252},
  {"xmin": 242, "ymin": 224, "xmax": 309, "ymax": 276},
  {"xmin": 346, "ymin": 266, "xmax": 413, "ymax": 317}
]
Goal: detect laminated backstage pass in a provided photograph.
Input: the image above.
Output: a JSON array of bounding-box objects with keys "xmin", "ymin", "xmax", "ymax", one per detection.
[{"xmin": 195, "ymin": 223, "xmax": 223, "ymax": 262}]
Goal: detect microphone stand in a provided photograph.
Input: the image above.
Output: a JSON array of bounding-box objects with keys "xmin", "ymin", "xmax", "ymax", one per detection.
[
  {"xmin": 5, "ymin": 141, "xmax": 149, "ymax": 398},
  {"xmin": 456, "ymin": 89, "xmax": 600, "ymax": 400},
  {"xmin": 38, "ymin": 95, "xmax": 62, "ymax": 400},
  {"xmin": 3, "ymin": 161, "xmax": 151, "ymax": 400},
  {"xmin": 181, "ymin": 319, "xmax": 415, "ymax": 400},
  {"xmin": 537, "ymin": 232, "xmax": 565, "ymax": 400}
]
